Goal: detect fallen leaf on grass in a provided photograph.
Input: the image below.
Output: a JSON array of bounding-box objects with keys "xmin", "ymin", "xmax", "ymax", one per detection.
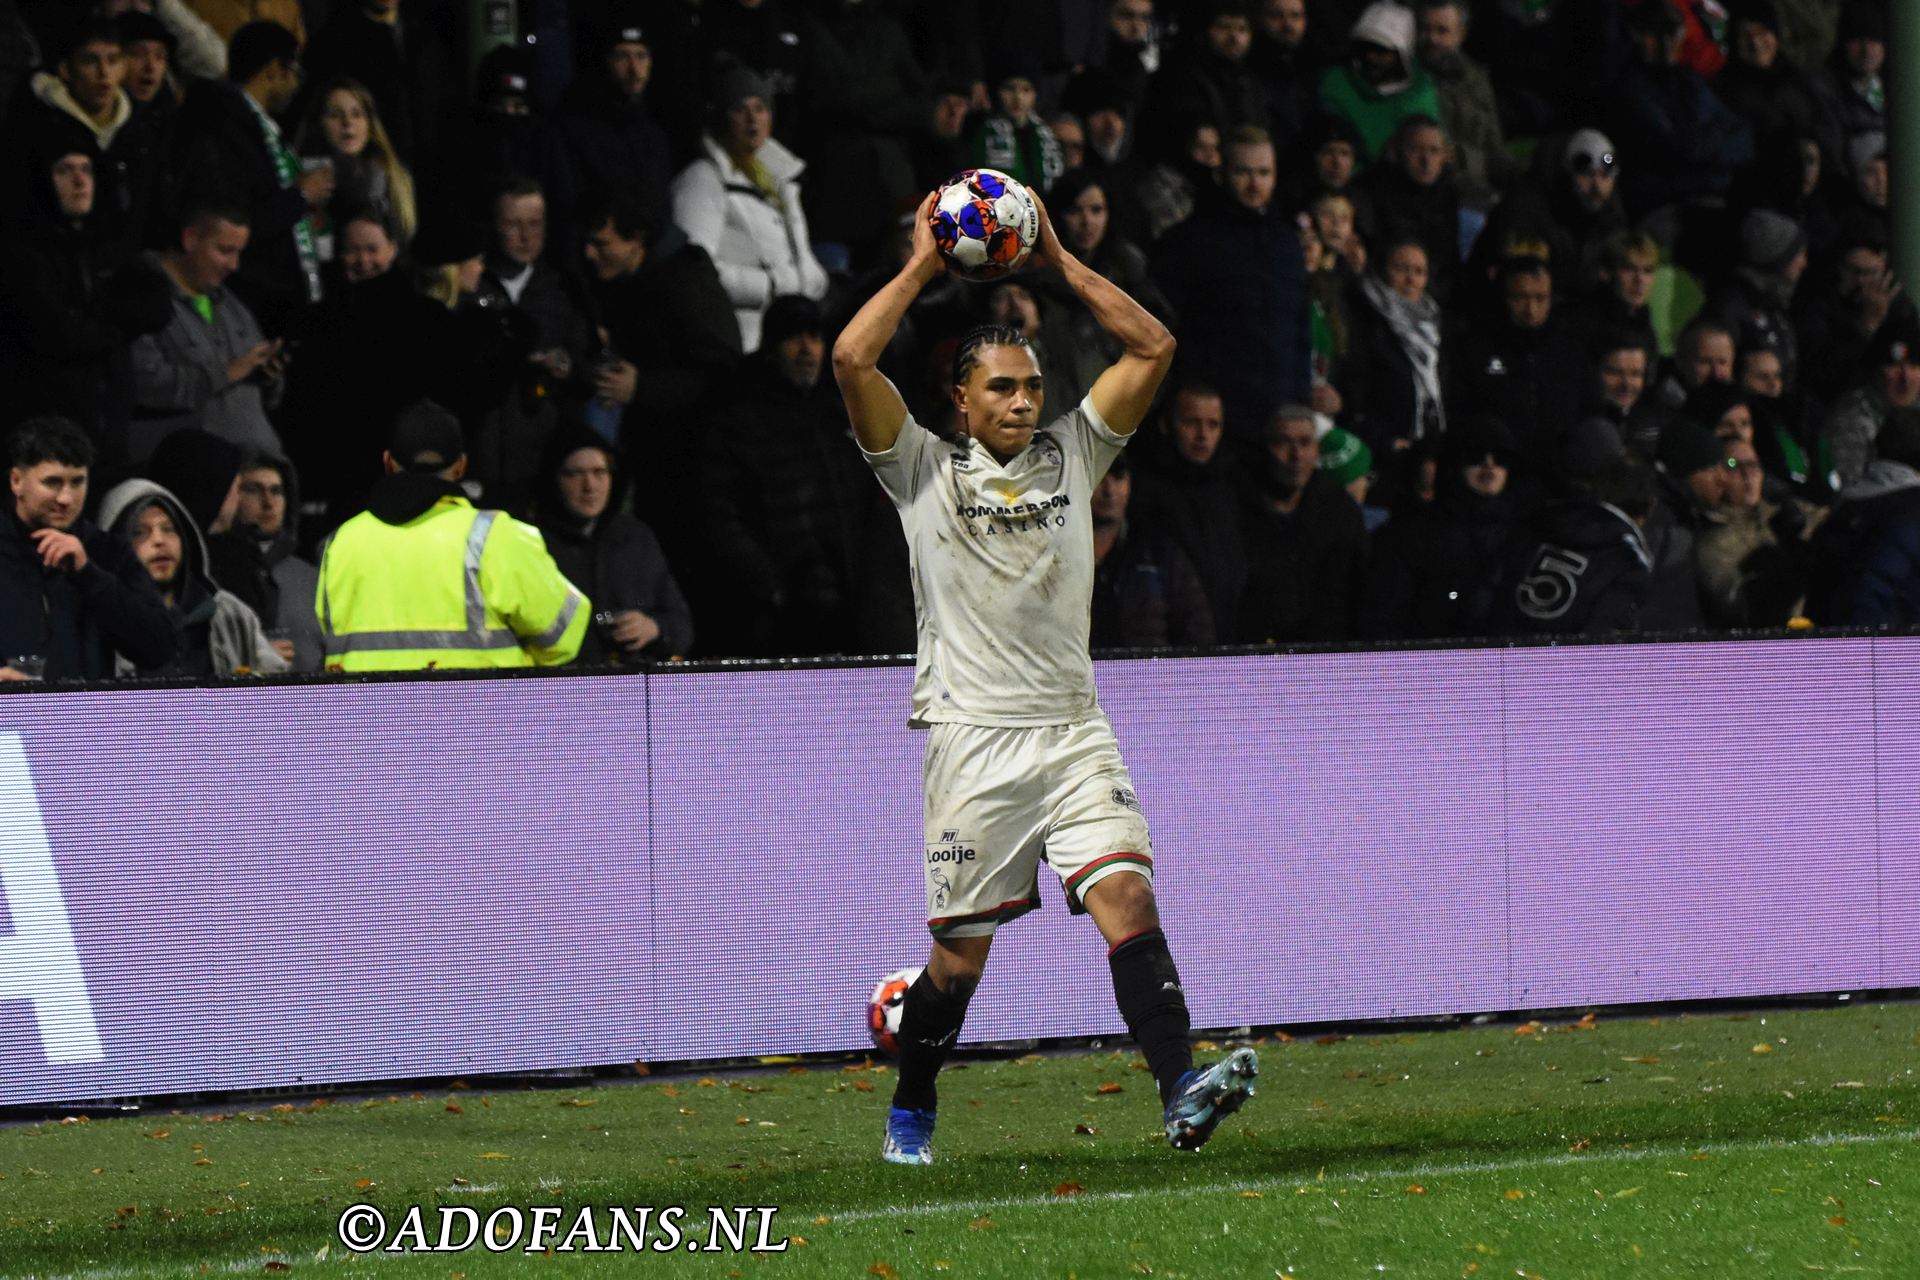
[
  {"xmin": 852, "ymin": 1080, "xmax": 875, "ymax": 1093},
  {"xmin": 192, "ymin": 1159, "xmax": 213, "ymax": 1167},
  {"xmin": 1194, "ymin": 1041, "xmax": 1219, "ymax": 1051},
  {"xmin": 1240, "ymin": 1190, "xmax": 1263, "ymax": 1199},
  {"xmin": 1752, "ymin": 1044, "xmax": 1775, "ymax": 1054},
  {"xmin": 478, "ymin": 1152, "xmax": 510, "ymax": 1159},
  {"xmin": 697, "ymin": 1077, "xmax": 720, "ymax": 1087},
  {"xmin": 678, "ymin": 1107, "xmax": 697, "ymax": 1115},
  {"xmin": 1621, "ymin": 1056, "xmax": 1661, "ymax": 1065},
  {"xmin": 1074, "ymin": 1124, "xmax": 1098, "ymax": 1135},
  {"xmin": 789, "ymin": 1237, "xmax": 808, "ymax": 1248},
  {"xmin": 1052, "ymin": 1182, "xmax": 1083, "ymax": 1198},
  {"xmin": 1096, "ymin": 1083, "xmax": 1124, "ymax": 1095},
  {"xmin": 869, "ymin": 1264, "xmax": 898, "ymax": 1279},
  {"xmin": 116, "ymin": 1207, "xmax": 137, "ymax": 1217},
  {"xmin": 1504, "ymin": 1189, "xmax": 1526, "ymax": 1200},
  {"xmin": 967, "ymin": 1216, "xmax": 994, "ymax": 1231},
  {"xmin": 735, "ymin": 1117, "xmax": 751, "ymax": 1125},
  {"xmin": 446, "ymin": 1103, "xmax": 464, "ymax": 1115},
  {"xmin": 1514, "ymin": 1022, "xmax": 1541, "ymax": 1037},
  {"xmin": 1273, "ymin": 1030, "xmax": 1296, "ymax": 1042},
  {"xmin": 1834, "ymin": 1081, "xmax": 1867, "ymax": 1088},
  {"xmin": 143, "ymin": 1130, "xmax": 171, "ymax": 1140},
  {"xmin": 660, "ymin": 1085, "xmax": 680, "ymax": 1097},
  {"xmin": 1569, "ymin": 1139, "xmax": 1592, "ymax": 1152},
  {"xmin": 1405, "ymin": 1184, "xmax": 1426, "ymax": 1195},
  {"xmin": 451, "ymin": 1177, "xmax": 471, "ymax": 1187},
  {"xmin": 1313, "ymin": 1035, "xmax": 1346, "ymax": 1046},
  {"xmin": 1612, "ymin": 1187, "xmax": 1642, "ymax": 1198},
  {"xmin": 351, "ymin": 1179, "xmax": 374, "ymax": 1189},
  {"xmin": 813, "ymin": 1215, "xmax": 832, "ymax": 1225},
  {"xmin": 1829, "ymin": 1215, "xmax": 1848, "ymax": 1226}
]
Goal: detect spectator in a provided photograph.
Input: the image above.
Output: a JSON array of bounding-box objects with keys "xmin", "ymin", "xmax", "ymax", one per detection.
[
  {"xmin": 1360, "ymin": 113, "xmax": 1465, "ymax": 304},
  {"xmin": 1713, "ymin": 0, "xmax": 1842, "ymax": 168},
  {"xmin": 1090, "ymin": 449, "xmax": 1215, "ymax": 650},
  {"xmin": 1695, "ymin": 433, "xmax": 1813, "ymax": 627},
  {"xmin": 547, "ymin": 17, "xmax": 674, "ymax": 255},
  {"xmin": 1050, "ymin": 113, "xmax": 1087, "ymax": 172},
  {"xmin": 800, "ymin": 0, "xmax": 928, "ymax": 267},
  {"xmin": 1470, "ymin": 128, "xmax": 1627, "ymax": 307},
  {"xmin": 170, "ymin": 21, "xmax": 331, "ymax": 332},
  {"xmin": 967, "ymin": 46, "xmax": 1065, "ymax": 194},
  {"xmin": 1048, "ymin": 168, "xmax": 1175, "ymax": 402},
  {"xmin": 1127, "ymin": 113, "xmax": 1222, "ymax": 243},
  {"xmin": 408, "ymin": 211, "xmax": 524, "ymax": 479},
  {"xmin": 1501, "ymin": 456, "xmax": 1656, "ymax": 635},
  {"xmin": 1245, "ymin": 0, "xmax": 1316, "ymax": 143},
  {"xmin": 579, "ymin": 191, "xmax": 741, "ymax": 455},
  {"xmin": 472, "ymin": 175, "xmax": 595, "ymax": 507},
  {"xmin": 1448, "ymin": 255, "xmax": 1587, "ymax": 475},
  {"xmin": 1141, "ymin": 0, "xmax": 1273, "ymax": 150},
  {"xmin": 1281, "ymin": 109, "xmax": 1371, "ymax": 227},
  {"xmin": 1826, "ymin": 313, "xmax": 1920, "ymax": 488},
  {"xmin": 1811, "ymin": 407, "xmax": 1920, "ymax": 624},
  {"xmin": 1363, "ymin": 415, "xmax": 1523, "ymax": 639},
  {"xmin": 96, "ymin": 476, "xmax": 285, "ymax": 674},
  {"xmin": 0, "ymin": 137, "xmax": 171, "ymax": 461},
  {"xmin": 1794, "ymin": 236, "xmax": 1914, "ymax": 405},
  {"xmin": 278, "ymin": 208, "xmax": 446, "ymax": 525},
  {"xmin": 672, "ymin": 63, "xmax": 829, "ymax": 352},
  {"xmin": 1811, "ymin": 1, "xmax": 1884, "ymax": 178},
  {"xmin": 232, "ymin": 452, "xmax": 320, "ymax": 670},
  {"xmin": 1131, "ymin": 382, "xmax": 1248, "ymax": 641},
  {"xmin": 1342, "ymin": 234, "xmax": 1445, "ymax": 458},
  {"xmin": 1569, "ymin": 230, "xmax": 1660, "ymax": 361},
  {"xmin": 5, "ymin": 20, "xmax": 167, "ymax": 252},
  {"xmin": 1703, "ymin": 208, "xmax": 1808, "ymax": 391},
  {"xmin": 531, "ymin": 427, "xmax": 692, "ymax": 665},
  {"xmin": 1644, "ymin": 415, "xmax": 1729, "ymax": 627},
  {"xmin": 139, "ymin": 423, "xmax": 271, "ymax": 626},
  {"xmin": 1235, "ymin": 403, "xmax": 1367, "ymax": 643},
  {"xmin": 106, "ymin": 1, "xmax": 225, "ymax": 85},
  {"xmin": 293, "ymin": 77, "xmax": 418, "ymax": 257},
  {"xmin": 695, "ymin": 295, "xmax": 877, "ymax": 656},
  {"xmin": 700, "ymin": 0, "xmax": 809, "ymax": 147},
  {"xmin": 913, "ymin": 77, "xmax": 975, "ymax": 191},
  {"xmin": 1654, "ymin": 314, "xmax": 1737, "ymax": 413},
  {"xmin": 1412, "ymin": 0, "xmax": 1514, "ymax": 207},
  {"xmin": 979, "ymin": 278, "xmax": 1089, "ymax": 421},
  {"xmin": 1151, "ymin": 125, "xmax": 1311, "ymax": 450},
  {"xmin": 1685, "ymin": 380, "xmax": 1757, "ymax": 446},
  {"xmin": 130, "ymin": 202, "xmax": 286, "ymax": 463},
  {"xmin": 300, "ymin": 0, "xmax": 457, "ymax": 170},
  {"xmin": 1, "ymin": 416, "xmax": 174, "ymax": 680},
  {"xmin": 1316, "ymin": 1, "xmax": 1440, "ymax": 167},
  {"xmin": 451, "ymin": 43, "xmax": 544, "ymax": 209},
  {"xmin": 1587, "ymin": 327, "xmax": 1661, "ymax": 460},
  {"xmin": 1092, "ymin": 0, "xmax": 1161, "ymax": 109},
  {"xmin": 1742, "ymin": 344, "xmax": 1838, "ymax": 504},
  {"xmin": 115, "ymin": 12, "xmax": 182, "ymax": 112},
  {"xmin": 1605, "ymin": 0, "xmax": 1754, "ymax": 218}
]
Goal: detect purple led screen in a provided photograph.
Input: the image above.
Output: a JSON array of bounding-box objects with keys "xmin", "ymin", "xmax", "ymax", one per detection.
[{"xmin": 0, "ymin": 637, "xmax": 1915, "ymax": 1107}]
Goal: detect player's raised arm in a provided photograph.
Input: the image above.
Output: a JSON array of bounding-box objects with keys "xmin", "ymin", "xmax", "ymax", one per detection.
[
  {"xmin": 833, "ymin": 191, "xmax": 945, "ymax": 454},
  {"xmin": 1026, "ymin": 194, "xmax": 1176, "ymax": 437}
]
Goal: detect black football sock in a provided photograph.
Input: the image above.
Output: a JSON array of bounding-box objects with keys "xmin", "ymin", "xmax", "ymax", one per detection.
[
  {"xmin": 1108, "ymin": 927, "xmax": 1193, "ymax": 1107},
  {"xmin": 890, "ymin": 969, "xmax": 972, "ymax": 1113}
]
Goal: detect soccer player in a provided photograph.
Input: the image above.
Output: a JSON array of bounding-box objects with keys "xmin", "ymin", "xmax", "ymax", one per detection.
[{"xmin": 833, "ymin": 191, "xmax": 1259, "ymax": 1165}]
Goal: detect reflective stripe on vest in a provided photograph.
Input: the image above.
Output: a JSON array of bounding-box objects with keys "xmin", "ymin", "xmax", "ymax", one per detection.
[{"xmin": 321, "ymin": 511, "xmax": 524, "ymax": 656}]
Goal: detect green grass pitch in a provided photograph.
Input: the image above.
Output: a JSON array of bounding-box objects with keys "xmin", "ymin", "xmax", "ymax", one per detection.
[{"xmin": 3, "ymin": 1002, "xmax": 1917, "ymax": 1278}]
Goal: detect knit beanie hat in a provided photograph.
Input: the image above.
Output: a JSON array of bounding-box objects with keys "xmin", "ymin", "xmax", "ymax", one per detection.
[
  {"xmin": 1682, "ymin": 380, "xmax": 1752, "ymax": 433},
  {"xmin": 1655, "ymin": 418, "xmax": 1729, "ymax": 478},
  {"xmin": 1741, "ymin": 209, "xmax": 1806, "ymax": 273},
  {"xmin": 1317, "ymin": 426, "xmax": 1373, "ymax": 485}
]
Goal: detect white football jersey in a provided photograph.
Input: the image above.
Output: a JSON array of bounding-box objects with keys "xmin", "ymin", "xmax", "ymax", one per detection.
[{"xmin": 863, "ymin": 396, "xmax": 1128, "ymax": 727}]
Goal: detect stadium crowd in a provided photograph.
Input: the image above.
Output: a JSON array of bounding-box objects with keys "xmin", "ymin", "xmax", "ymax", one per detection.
[{"xmin": 0, "ymin": 0, "xmax": 1914, "ymax": 680}]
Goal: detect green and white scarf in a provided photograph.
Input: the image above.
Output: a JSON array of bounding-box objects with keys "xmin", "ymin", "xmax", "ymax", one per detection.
[{"xmin": 243, "ymin": 92, "xmax": 323, "ymax": 304}]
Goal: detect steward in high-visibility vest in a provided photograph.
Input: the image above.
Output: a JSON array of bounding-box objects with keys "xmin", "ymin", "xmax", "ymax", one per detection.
[{"xmin": 316, "ymin": 402, "xmax": 588, "ymax": 671}]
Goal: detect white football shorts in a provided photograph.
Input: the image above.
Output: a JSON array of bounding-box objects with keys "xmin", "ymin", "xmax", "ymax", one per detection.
[{"xmin": 920, "ymin": 712, "xmax": 1153, "ymax": 937}]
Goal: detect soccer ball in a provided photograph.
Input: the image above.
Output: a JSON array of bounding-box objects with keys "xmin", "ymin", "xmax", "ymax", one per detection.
[
  {"xmin": 929, "ymin": 169, "xmax": 1039, "ymax": 281},
  {"xmin": 866, "ymin": 966, "xmax": 923, "ymax": 1058}
]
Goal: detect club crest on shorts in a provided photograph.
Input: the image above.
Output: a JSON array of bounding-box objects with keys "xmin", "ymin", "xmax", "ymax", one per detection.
[
  {"xmin": 930, "ymin": 869, "xmax": 952, "ymax": 910},
  {"xmin": 1111, "ymin": 787, "xmax": 1142, "ymax": 813}
]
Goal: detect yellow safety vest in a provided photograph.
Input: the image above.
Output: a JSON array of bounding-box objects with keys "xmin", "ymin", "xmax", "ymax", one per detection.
[{"xmin": 316, "ymin": 495, "xmax": 588, "ymax": 672}]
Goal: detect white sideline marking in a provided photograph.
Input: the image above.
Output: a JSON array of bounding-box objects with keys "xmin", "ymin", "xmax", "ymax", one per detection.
[
  {"xmin": 824, "ymin": 1127, "xmax": 1919, "ymax": 1226},
  {"xmin": 23, "ymin": 1129, "xmax": 1916, "ymax": 1278}
]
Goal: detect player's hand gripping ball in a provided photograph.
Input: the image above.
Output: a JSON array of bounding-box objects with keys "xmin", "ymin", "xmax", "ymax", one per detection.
[
  {"xmin": 929, "ymin": 168, "xmax": 1040, "ymax": 281},
  {"xmin": 866, "ymin": 966, "xmax": 924, "ymax": 1058}
]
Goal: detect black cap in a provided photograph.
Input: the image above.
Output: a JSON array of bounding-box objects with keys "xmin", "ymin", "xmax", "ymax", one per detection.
[
  {"xmin": 388, "ymin": 401, "xmax": 465, "ymax": 470},
  {"xmin": 115, "ymin": 12, "xmax": 176, "ymax": 51},
  {"xmin": 761, "ymin": 295, "xmax": 825, "ymax": 348},
  {"xmin": 228, "ymin": 20, "xmax": 300, "ymax": 84}
]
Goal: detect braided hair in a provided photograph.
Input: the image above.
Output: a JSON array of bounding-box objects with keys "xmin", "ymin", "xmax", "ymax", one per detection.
[{"xmin": 951, "ymin": 324, "xmax": 1032, "ymax": 388}]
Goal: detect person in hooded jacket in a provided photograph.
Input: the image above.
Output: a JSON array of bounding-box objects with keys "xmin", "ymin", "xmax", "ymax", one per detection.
[
  {"xmin": 97, "ymin": 475, "xmax": 285, "ymax": 676},
  {"xmin": 1362, "ymin": 415, "xmax": 1524, "ymax": 639},
  {"xmin": 233, "ymin": 450, "xmax": 320, "ymax": 670},
  {"xmin": 0, "ymin": 134, "xmax": 170, "ymax": 467},
  {"xmin": 1316, "ymin": 1, "xmax": 1440, "ymax": 168},
  {"xmin": 1130, "ymin": 383, "xmax": 1248, "ymax": 640},
  {"xmin": 530, "ymin": 427, "xmax": 691, "ymax": 665},
  {"xmin": 1499, "ymin": 455, "xmax": 1657, "ymax": 635},
  {"xmin": 1809, "ymin": 407, "xmax": 1920, "ymax": 625}
]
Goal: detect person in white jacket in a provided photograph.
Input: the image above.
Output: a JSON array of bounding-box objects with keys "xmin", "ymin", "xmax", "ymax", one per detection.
[{"xmin": 671, "ymin": 63, "xmax": 827, "ymax": 352}]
